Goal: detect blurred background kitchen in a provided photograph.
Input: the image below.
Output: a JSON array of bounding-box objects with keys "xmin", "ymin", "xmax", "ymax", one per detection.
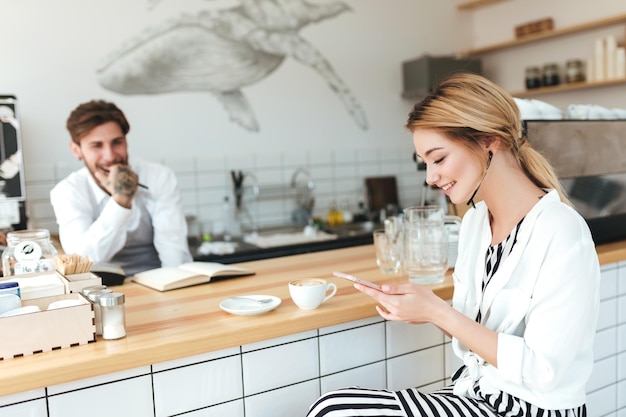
[{"xmin": 2, "ymin": 0, "xmax": 626, "ymax": 243}]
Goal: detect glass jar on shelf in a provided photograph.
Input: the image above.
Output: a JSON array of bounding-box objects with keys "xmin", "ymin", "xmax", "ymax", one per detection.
[
  {"xmin": 542, "ymin": 63, "xmax": 561, "ymax": 86},
  {"xmin": 525, "ymin": 66, "xmax": 542, "ymax": 89},
  {"xmin": 565, "ymin": 59, "xmax": 585, "ymax": 83},
  {"xmin": 1, "ymin": 229, "xmax": 58, "ymax": 276}
]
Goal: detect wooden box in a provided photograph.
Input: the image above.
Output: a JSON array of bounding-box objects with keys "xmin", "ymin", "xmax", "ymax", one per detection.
[
  {"xmin": 0, "ymin": 292, "xmax": 95, "ymax": 360},
  {"xmin": 64, "ymin": 272, "xmax": 102, "ymax": 293},
  {"xmin": 515, "ymin": 18, "xmax": 554, "ymax": 38},
  {"xmin": 4, "ymin": 271, "xmax": 67, "ymax": 300},
  {"xmin": 1, "ymin": 271, "xmax": 102, "ymax": 299}
]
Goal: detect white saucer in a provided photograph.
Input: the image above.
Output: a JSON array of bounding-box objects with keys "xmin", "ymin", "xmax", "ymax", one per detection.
[{"xmin": 219, "ymin": 295, "xmax": 281, "ymax": 316}]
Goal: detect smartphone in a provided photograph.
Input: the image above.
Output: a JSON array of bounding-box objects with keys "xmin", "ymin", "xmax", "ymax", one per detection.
[{"xmin": 332, "ymin": 271, "xmax": 382, "ymax": 291}]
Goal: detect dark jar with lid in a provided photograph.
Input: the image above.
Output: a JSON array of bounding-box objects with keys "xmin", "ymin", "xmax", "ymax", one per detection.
[
  {"xmin": 542, "ymin": 63, "xmax": 560, "ymax": 86},
  {"xmin": 525, "ymin": 66, "xmax": 542, "ymax": 89}
]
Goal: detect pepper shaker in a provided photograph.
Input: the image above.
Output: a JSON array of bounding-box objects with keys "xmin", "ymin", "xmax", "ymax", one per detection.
[
  {"xmin": 99, "ymin": 292, "xmax": 126, "ymax": 340},
  {"xmin": 86, "ymin": 289, "xmax": 112, "ymax": 335}
]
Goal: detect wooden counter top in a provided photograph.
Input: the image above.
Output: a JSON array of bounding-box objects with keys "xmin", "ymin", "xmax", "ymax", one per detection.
[{"xmin": 0, "ymin": 241, "xmax": 624, "ymax": 397}]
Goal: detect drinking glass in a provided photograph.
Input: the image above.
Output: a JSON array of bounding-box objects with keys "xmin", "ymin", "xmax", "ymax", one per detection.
[{"xmin": 373, "ymin": 229, "xmax": 401, "ymax": 274}]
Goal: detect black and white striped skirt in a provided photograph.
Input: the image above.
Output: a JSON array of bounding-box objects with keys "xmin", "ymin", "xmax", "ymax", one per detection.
[{"xmin": 306, "ymin": 384, "xmax": 586, "ymax": 417}]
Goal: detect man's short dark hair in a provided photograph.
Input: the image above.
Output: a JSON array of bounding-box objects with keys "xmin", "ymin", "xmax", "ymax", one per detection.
[{"xmin": 66, "ymin": 100, "xmax": 130, "ymax": 144}]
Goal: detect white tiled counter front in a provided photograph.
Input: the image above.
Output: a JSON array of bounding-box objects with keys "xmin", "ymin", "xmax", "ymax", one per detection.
[
  {"xmin": 0, "ymin": 317, "xmax": 456, "ymax": 417},
  {"xmin": 586, "ymin": 261, "xmax": 626, "ymax": 417}
]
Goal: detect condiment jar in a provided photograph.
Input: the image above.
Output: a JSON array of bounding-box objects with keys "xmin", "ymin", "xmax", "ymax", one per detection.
[
  {"xmin": 525, "ymin": 66, "xmax": 542, "ymax": 89},
  {"xmin": 99, "ymin": 292, "xmax": 126, "ymax": 340},
  {"xmin": 1, "ymin": 229, "xmax": 58, "ymax": 276},
  {"xmin": 87, "ymin": 288, "xmax": 112, "ymax": 335},
  {"xmin": 327, "ymin": 202, "xmax": 344, "ymax": 226},
  {"xmin": 542, "ymin": 63, "xmax": 560, "ymax": 86},
  {"xmin": 566, "ymin": 59, "xmax": 585, "ymax": 83},
  {"xmin": 81, "ymin": 285, "xmax": 107, "ymax": 297}
]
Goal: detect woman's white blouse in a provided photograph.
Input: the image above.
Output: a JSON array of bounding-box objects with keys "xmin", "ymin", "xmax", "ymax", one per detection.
[{"xmin": 451, "ymin": 190, "xmax": 601, "ymax": 410}]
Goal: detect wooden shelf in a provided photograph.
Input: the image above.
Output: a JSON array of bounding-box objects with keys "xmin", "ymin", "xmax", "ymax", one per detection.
[
  {"xmin": 511, "ymin": 77, "xmax": 626, "ymax": 98},
  {"xmin": 459, "ymin": 13, "xmax": 626, "ymax": 56},
  {"xmin": 456, "ymin": 0, "xmax": 504, "ymax": 11}
]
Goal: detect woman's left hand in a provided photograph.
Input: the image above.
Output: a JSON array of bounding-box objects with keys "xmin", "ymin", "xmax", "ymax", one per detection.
[{"xmin": 354, "ymin": 282, "xmax": 447, "ymax": 324}]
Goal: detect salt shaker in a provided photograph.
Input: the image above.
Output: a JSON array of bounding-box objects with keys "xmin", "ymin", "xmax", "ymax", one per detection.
[
  {"xmin": 86, "ymin": 289, "xmax": 112, "ymax": 335},
  {"xmin": 99, "ymin": 292, "xmax": 126, "ymax": 340}
]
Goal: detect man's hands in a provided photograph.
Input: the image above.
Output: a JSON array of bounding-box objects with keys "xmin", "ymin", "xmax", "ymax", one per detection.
[{"xmin": 95, "ymin": 165, "xmax": 139, "ymax": 209}]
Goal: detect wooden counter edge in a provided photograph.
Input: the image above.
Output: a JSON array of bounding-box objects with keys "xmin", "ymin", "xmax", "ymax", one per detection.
[{"xmin": 0, "ymin": 241, "xmax": 622, "ymax": 397}]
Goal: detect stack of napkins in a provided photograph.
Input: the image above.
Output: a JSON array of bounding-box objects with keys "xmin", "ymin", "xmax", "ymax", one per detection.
[
  {"xmin": 513, "ymin": 98, "xmax": 563, "ymax": 120},
  {"xmin": 567, "ymin": 104, "xmax": 626, "ymax": 120}
]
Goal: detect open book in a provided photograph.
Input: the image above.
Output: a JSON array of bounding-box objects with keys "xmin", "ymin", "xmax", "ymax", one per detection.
[{"xmin": 131, "ymin": 262, "xmax": 255, "ymax": 291}]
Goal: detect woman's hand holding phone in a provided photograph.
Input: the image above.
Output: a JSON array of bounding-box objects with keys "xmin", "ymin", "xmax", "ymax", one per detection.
[{"xmin": 332, "ymin": 271, "xmax": 382, "ymax": 291}]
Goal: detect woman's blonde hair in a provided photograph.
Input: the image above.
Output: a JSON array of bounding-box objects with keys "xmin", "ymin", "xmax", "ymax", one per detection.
[{"xmin": 405, "ymin": 72, "xmax": 571, "ymax": 205}]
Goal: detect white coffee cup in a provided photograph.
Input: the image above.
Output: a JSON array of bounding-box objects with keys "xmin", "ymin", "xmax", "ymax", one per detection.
[{"xmin": 289, "ymin": 279, "xmax": 337, "ymax": 310}]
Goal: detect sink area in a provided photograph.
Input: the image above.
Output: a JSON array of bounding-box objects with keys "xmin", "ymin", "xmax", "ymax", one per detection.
[
  {"xmin": 323, "ymin": 221, "xmax": 378, "ymax": 237},
  {"xmin": 191, "ymin": 221, "xmax": 378, "ymax": 264},
  {"xmin": 244, "ymin": 221, "xmax": 383, "ymax": 241},
  {"xmin": 194, "ymin": 167, "xmax": 378, "ymax": 261},
  {"xmin": 242, "ymin": 225, "xmax": 337, "ymax": 248}
]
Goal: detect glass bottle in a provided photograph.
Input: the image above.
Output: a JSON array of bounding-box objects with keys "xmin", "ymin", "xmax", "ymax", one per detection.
[
  {"xmin": 99, "ymin": 292, "xmax": 126, "ymax": 340},
  {"xmin": 566, "ymin": 59, "xmax": 585, "ymax": 83},
  {"xmin": 327, "ymin": 202, "xmax": 344, "ymax": 226},
  {"xmin": 2, "ymin": 229, "xmax": 58, "ymax": 277}
]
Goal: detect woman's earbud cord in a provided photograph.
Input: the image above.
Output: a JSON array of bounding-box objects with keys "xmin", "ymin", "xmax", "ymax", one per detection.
[{"xmin": 466, "ymin": 151, "xmax": 493, "ymax": 209}]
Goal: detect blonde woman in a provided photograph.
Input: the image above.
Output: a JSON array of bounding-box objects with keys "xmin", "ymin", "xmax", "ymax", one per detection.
[{"xmin": 307, "ymin": 73, "xmax": 600, "ymax": 417}]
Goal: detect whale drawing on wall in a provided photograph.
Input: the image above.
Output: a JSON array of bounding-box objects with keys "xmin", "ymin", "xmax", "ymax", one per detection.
[{"xmin": 96, "ymin": 0, "xmax": 369, "ymax": 132}]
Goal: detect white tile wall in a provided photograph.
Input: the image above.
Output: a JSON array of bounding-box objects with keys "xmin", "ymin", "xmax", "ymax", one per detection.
[
  {"xmin": 184, "ymin": 400, "xmax": 244, "ymax": 417},
  {"xmin": 1, "ymin": 260, "xmax": 624, "ymax": 417},
  {"xmin": 586, "ymin": 263, "xmax": 626, "ymax": 417},
  {"xmin": 445, "ymin": 340, "xmax": 464, "ymax": 380},
  {"xmin": 320, "ymin": 362, "xmax": 387, "ymax": 393},
  {"xmin": 318, "ymin": 321, "xmax": 385, "ymax": 375},
  {"xmin": 47, "ymin": 366, "xmax": 151, "ymax": 395},
  {"xmin": 244, "ymin": 380, "xmax": 319, "ymax": 417},
  {"xmin": 153, "ymin": 354, "xmax": 243, "ymax": 417},
  {"xmin": 0, "ymin": 398, "xmax": 48, "ymax": 417},
  {"xmin": 242, "ymin": 338, "xmax": 319, "ymax": 396},
  {"xmin": 47, "ymin": 375, "xmax": 153, "ymax": 417},
  {"xmin": 0, "ymin": 389, "xmax": 45, "ymax": 407},
  {"xmin": 387, "ymin": 346, "xmax": 445, "ymax": 391},
  {"xmin": 26, "ymin": 147, "xmax": 423, "ymax": 235},
  {"xmin": 0, "ymin": 398, "xmax": 46, "ymax": 417},
  {"xmin": 386, "ymin": 321, "xmax": 443, "ymax": 357}
]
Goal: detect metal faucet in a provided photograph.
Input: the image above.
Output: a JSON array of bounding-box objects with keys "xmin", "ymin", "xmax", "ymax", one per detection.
[
  {"xmin": 290, "ymin": 168, "xmax": 315, "ymax": 191},
  {"xmin": 290, "ymin": 168, "xmax": 315, "ymax": 225}
]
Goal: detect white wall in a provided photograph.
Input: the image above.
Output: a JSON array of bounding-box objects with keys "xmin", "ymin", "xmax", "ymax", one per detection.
[
  {"xmin": 2, "ymin": 0, "xmax": 463, "ymax": 232},
  {"xmin": 2, "ymin": 1, "xmax": 461, "ymax": 164},
  {"xmin": 2, "ymin": 0, "xmax": 625, "ymax": 235}
]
